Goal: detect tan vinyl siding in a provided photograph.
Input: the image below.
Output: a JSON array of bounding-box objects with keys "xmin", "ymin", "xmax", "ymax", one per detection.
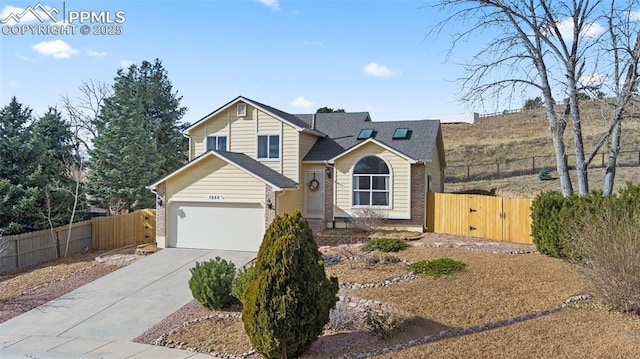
[
  {"xmin": 167, "ymin": 156, "xmax": 264, "ymax": 201},
  {"xmin": 229, "ymin": 105, "xmax": 257, "ymax": 156},
  {"xmin": 299, "ymin": 132, "xmax": 318, "ymax": 161},
  {"xmin": 190, "ymin": 126, "xmax": 205, "ymax": 160},
  {"xmin": 277, "ymin": 190, "xmax": 304, "ymax": 216},
  {"xmin": 333, "ymin": 142, "xmax": 410, "ymax": 219},
  {"xmin": 281, "ymin": 125, "xmax": 298, "ymax": 180}
]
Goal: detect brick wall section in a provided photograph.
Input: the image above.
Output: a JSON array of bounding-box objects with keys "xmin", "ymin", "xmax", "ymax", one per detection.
[
  {"xmin": 155, "ymin": 182, "xmax": 166, "ymax": 238},
  {"xmin": 265, "ymin": 185, "xmax": 276, "ymax": 229},
  {"xmin": 408, "ymin": 164, "xmax": 426, "ymax": 227},
  {"xmin": 324, "ymin": 166, "xmax": 334, "ymax": 226},
  {"xmin": 315, "ymin": 234, "xmax": 370, "ymax": 247}
]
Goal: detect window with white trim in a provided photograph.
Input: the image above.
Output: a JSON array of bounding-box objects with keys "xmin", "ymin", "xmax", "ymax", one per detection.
[
  {"xmin": 257, "ymin": 134, "xmax": 279, "ymax": 159},
  {"xmin": 206, "ymin": 135, "xmax": 228, "ymax": 151},
  {"xmin": 352, "ymin": 156, "xmax": 390, "ymax": 206}
]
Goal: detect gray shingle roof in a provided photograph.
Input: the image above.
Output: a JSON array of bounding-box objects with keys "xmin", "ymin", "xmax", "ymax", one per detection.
[
  {"xmin": 185, "ymin": 96, "xmax": 318, "ymax": 135},
  {"xmin": 212, "ymin": 151, "xmax": 298, "ymax": 189},
  {"xmin": 242, "ymin": 98, "xmax": 314, "ymax": 130},
  {"xmin": 296, "ymin": 113, "xmax": 442, "ymax": 162}
]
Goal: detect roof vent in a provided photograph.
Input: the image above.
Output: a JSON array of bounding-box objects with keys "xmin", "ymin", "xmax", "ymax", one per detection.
[
  {"xmin": 392, "ymin": 128, "xmax": 410, "ymax": 139},
  {"xmin": 357, "ymin": 128, "xmax": 374, "ymax": 140},
  {"xmin": 237, "ymin": 103, "xmax": 246, "ymax": 117}
]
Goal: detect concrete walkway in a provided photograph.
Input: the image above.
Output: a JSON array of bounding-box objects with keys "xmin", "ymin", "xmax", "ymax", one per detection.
[{"xmin": 0, "ymin": 248, "xmax": 256, "ymax": 358}]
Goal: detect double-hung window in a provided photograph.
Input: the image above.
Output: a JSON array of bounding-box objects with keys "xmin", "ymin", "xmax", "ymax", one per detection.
[
  {"xmin": 206, "ymin": 135, "xmax": 228, "ymax": 151},
  {"xmin": 257, "ymin": 134, "xmax": 279, "ymax": 159},
  {"xmin": 352, "ymin": 156, "xmax": 390, "ymax": 207}
]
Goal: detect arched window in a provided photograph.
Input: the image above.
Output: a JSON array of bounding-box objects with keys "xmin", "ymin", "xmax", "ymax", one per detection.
[{"xmin": 352, "ymin": 156, "xmax": 390, "ymax": 206}]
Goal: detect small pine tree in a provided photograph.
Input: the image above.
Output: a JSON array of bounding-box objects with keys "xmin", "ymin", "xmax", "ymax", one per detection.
[{"xmin": 242, "ymin": 211, "xmax": 338, "ymax": 359}]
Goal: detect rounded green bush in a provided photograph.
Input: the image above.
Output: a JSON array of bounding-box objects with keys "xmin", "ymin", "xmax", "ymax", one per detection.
[
  {"xmin": 231, "ymin": 266, "xmax": 254, "ymax": 305},
  {"xmin": 362, "ymin": 237, "xmax": 409, "ymax": 253},
  {"xmin": 188, "ymin": 257, "xmax": 236, "ymax": 309},
  {"xmin": 408, "ymin": 257, "xmax": 466, "ymax": 277}
]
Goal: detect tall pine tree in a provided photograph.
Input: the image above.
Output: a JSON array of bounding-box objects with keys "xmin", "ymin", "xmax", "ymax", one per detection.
[
  {"xmin": 87, "ymin": 69, "xmax": 161, "ymax": 213},
  {"xmin": 0, "ymin": 98, "xmax": 36, "ymax": 233},
  {"xmin": 29, "ymin": 107, "xmax": 81, "ymax": 230},
  {"xmin": 87, "ymin": 59, "xmax": 187, "ymax": 213},
  {"xmin": 135, "ymin": 59, "xmax": 188, "ymax": 176}
]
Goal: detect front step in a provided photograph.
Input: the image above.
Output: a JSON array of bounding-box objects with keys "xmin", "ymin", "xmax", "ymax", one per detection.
[{"xmin": 306, "ymin": 219, "xmax": 325, "ymax": 234}]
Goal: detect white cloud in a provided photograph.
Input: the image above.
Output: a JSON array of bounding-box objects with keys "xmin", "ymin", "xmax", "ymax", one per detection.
[
  {"xmin": 555, "ymin": 18, "xmax": 604, "ymax": 40},
  {"xmin": 1, "ymin": 4, "xmax": 58, "ymax": 25},
  {"xmin": 581, "ymin": 73, "xmax": 607, "ymax": 88},
  {"xmin": 16, "ymin": 53, "xmax": 35, "ymax": 62},
  {"xmin": 257, "ymin": 0, "xmax": 279, "ymax": 11},
  {"xmin": 32, "ymin": 40, "xmax": 79, "ymax": 59},
  {"xmin": 363, "ymin": 62, "xmax": 400, "ymax": 78},
  {"xmin": 119, "ymin": 59, "xmax": 135, "ymax": 68},
  {"xmin": 628, "ymin": 11, "xmax": 640, "ymax": 21},
  {"xmin": 87, "ymin": 50, "xmax": 107, "ymax": 57},
  {"xmin": 290, "ymin": 96, "xmax": 314, "ymax": 108}
]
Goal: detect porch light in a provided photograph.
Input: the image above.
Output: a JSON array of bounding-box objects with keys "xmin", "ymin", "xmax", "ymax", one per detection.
[
  {"xmin": 266, "ymin": 198, "xmax": 273, "ymax": 210},
  {"xmin": 325, "ymin": 167, "xmax": 333, "ymax": 178}
]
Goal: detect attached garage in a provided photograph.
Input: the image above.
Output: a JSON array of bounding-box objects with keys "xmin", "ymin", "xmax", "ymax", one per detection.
[
  {"xmin": 168, "ymin": 201, "xmax": 265, "ymax": 251},
  {"xmin": 148, "ymin": 151, "xmax": 298, "ymax": 251}
]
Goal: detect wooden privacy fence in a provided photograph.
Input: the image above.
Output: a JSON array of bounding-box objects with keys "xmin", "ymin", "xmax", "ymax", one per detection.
[
  {"xmin": 91, "ymin": 209, "xmax": 156, "ymax": 250},
  {"xmin": 1, "ymin": 220, "xmax": 92, "ymax": 272},
  {"xmin": 427, "ymin": 192, "xmax": 533, "ymax": 244}
]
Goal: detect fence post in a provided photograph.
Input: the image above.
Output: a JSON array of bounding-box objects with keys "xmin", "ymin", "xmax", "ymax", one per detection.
[
  {"xmin": 14, "ymin": 238, "xmax": 19, "ymax": 269},
  {"xmin": 467, "ymin": 165, "xmax": 470, "ymax": 180},
  {"xmin": 531, "ymin": 157, "xmax": 535, "ymax": 174}
]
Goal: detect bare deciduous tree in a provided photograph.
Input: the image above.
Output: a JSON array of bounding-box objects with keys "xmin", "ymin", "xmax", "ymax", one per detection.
[
  {"xmin": 433, "ymin": 0, "xmax": 640, "ymax": 196},
  {"xmin": 61, "ymin": 80, "xmax": 111, "ymax": 156}
]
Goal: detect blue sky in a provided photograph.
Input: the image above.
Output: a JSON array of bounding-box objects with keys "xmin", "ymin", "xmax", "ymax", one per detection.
[{"xmin": 0, "ymin": 0, "xmax": 500, "ymax": 124}]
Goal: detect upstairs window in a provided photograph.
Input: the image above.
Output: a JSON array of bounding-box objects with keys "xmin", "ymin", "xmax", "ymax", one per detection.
[
  {"xmin": 206, "ymin": 135, "xmax": 228, "ymax": 151},
  {"xmin": 257, "ymin": 134, "xmax": 279, "ymax": 159},
  {"xmin": 352, "ymin": 156, "xmax": 390, "ymax": 207}
]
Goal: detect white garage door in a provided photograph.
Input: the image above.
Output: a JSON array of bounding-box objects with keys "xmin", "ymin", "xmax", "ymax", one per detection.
[{"xmin": 168, "ymin": 202, "xmax": 264, "ymax": 251}]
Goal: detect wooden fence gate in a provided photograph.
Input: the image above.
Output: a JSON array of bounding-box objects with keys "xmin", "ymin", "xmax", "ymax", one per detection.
[{"xmin": 426, "ymin": 193, "xmax": 533, "ymax": 244}]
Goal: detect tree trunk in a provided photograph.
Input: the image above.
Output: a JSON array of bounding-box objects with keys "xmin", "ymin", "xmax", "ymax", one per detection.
[
  {"xmin": 603, "ymin": 120, "xmax": 622, "ymax": 195},
  {"xmin": 546, "ymin": 104, "xmax": 573, "ymax": 196}
]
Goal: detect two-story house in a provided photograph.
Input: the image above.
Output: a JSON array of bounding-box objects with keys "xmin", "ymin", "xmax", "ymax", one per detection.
[{"xmin": 147, "ymin": 96, "xmax": 446, "ymax": 251}]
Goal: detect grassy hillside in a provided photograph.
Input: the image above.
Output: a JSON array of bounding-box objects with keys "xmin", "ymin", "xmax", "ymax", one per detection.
[{"xmin": 441, "ymin": 100, "xmax": 640, "ymax": 197}]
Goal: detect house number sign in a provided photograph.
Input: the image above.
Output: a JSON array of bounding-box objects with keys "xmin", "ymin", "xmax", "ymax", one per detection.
[{"xmin": 206, "ymin": 195, "xmax": 224, "ymax": 201}]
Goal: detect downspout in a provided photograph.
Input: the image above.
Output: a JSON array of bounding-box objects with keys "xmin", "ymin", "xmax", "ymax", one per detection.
[{"xmin": 324, "ymin": 160, "xmax": 335, "ymax": 228}]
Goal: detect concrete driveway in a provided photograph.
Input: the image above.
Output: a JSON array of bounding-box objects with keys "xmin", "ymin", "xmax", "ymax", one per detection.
[{"xmin": 0, "ymin": 248, "xmax": 256, "ymax": 358}]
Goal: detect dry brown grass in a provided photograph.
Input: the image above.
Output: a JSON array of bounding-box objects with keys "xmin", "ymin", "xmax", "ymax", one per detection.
[
  {"xmin": 355, "ymin": 246, "xmax": 584, "ymax": 328},
  {"xmin": 379, "ymin": 308, "xmax": 640, "ymax": 359},
  {"xmin": 0, "ymin": 251, "xmax": 103, "ymax": 301},
  {"xmin": 161, "ymin": 244, "xmax": 637, "ymax": 358},
  {"xmin": 166, "ymin": 316, "xmax": 251, "ymax": 356},
  {"xmin": 446, "ymin": 166, "xmax": 640, "ymax": 198},
  {"xmin": 443, "ymin": 103, "xmax": 640, "ymax": 165}
]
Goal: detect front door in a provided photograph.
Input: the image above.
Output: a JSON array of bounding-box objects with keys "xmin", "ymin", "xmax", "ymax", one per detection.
[{"xmin": 305, "ymin": 171, "xmax": 324, "ymax": 218}]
